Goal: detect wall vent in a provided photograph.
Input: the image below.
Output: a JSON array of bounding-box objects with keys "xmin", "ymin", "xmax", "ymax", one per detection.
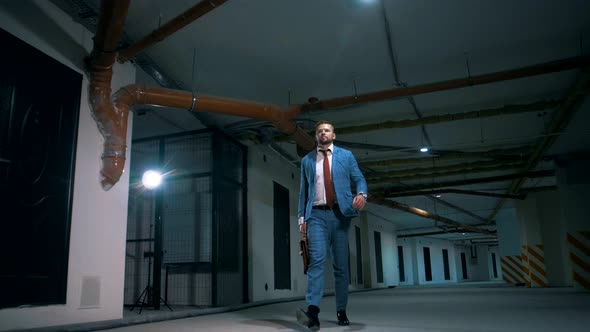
[{"xmin": 80, "ymin": 275, "xmax": 101, "ymax": 309}]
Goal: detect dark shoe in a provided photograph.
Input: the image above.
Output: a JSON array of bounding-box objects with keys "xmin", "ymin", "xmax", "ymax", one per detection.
[
  {"xmin": 296, "ymin": 305, "xmax": 320, "ymax": 330},
  {"xmin": 337, "ymin": 310, "xmax": 350, "ymax": 326}
]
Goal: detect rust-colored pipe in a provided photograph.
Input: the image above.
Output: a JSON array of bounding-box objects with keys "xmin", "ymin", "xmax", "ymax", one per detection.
[
  {"xmin": 114, "ymin": 85, "xmax": 311, "ymax": 135},
  {"xmin": 111, "ymin": 85, "xmax": 315, "ymax": 173},
  {"xmin": 86, "ymin": 0, "xmax": 131, "ymax": 190},
  {"xmin": 336, "ymin": 100, "xmax": 560, "ymax": 135},
  {"xmin": 118, "ymin": 0, "xmax": 228, "ymax": 63},
  {"xmin": 302, "ymin": 55, "xmax": 590, "ymax": 112}
]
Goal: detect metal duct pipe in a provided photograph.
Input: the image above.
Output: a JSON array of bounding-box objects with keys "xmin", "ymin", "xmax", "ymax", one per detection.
[
  {"xmin": 88, "ymin": 0, "xmax": 314, "ymax": 190},
  {"xmin": 118, "ymin": 0, "xmax": 228, "ymax": 63},
  {"xmin": 112, "ymin": 84, "xmax": 315, "ymax": 167},
  {"xmin": 85, "ymin": 0, "xmax": 131, "ymax": 190},
  {"xmin": 302, "ymin": 55, "xmax": 590, "ymax": 112}
]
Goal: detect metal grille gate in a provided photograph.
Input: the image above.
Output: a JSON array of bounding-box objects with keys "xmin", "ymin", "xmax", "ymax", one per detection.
[{"xmin": 124, "ymin": 129, "xmax": 247, "ymax": 308}]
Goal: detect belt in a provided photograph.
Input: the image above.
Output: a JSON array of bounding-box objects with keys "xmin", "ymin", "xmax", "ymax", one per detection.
[{"xmin": 312, "ymin": 204, "xmax": 338, "ymax": 210}]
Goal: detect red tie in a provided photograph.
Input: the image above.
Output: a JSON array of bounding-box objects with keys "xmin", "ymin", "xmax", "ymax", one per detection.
[{"xmin": 320, "ymin": 150, "xmax": 335, "ymax": 208}]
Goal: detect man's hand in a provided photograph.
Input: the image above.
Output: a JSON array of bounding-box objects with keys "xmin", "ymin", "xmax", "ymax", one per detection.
[
  {"xmin": 300, "ymin": 222, "xmax": 307, "ymax": 234},
  {"xmin": 352, "ymin": 194, "xmax": 366, "ymax": 210}
]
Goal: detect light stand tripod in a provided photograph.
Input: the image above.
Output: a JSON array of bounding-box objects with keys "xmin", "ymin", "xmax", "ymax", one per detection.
[{"xmin": 129, "ymin": 224, "xmax": 172, "ymax": 314}]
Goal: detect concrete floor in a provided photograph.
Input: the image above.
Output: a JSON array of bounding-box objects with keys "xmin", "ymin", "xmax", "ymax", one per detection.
[{"xmin": 24, "ymin": 283, "xmax": 590, "ymax": 332}]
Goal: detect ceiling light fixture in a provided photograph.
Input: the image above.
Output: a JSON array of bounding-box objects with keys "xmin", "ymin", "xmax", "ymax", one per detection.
[{"xmin": 420, "ymin": 147, "xmax": 429, "ymax": 152}]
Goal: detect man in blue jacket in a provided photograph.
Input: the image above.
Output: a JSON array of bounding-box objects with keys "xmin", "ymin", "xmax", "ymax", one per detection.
[{"xmin": 296, "ymin": 120, "xmax": 367, "ymax": 330}]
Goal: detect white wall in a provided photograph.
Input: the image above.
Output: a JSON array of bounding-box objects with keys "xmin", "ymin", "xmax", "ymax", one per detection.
[
  {"xmin": 0, "ymin": 1, "xmax": 135, "ymax": 330},
  {"xmin": 414, "ymin": 238, "xmax": 458, "ymax": 284},
  {"xmin": 396, "ymin": 238, "xmax": 415, "ymax": 285},
  {"xmin": 247, "ymin": 144, "xmax": 305, "ymax": 301},
  {"xmin": 455, "ymin": 244, "xmax": 493, "ymax": 282},
  {"xmin": 365, "ymin": 212, "xmax": 398, "ymax": 287}
]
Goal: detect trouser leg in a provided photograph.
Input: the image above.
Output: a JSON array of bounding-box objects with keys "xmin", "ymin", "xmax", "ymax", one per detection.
[
  {"xmin": 330, "ymin": 209, "xmax": 351, "ymax": 312},
  {"xmin": 305, "ymin": 209, "xmax": 328, "ymax": 307}
]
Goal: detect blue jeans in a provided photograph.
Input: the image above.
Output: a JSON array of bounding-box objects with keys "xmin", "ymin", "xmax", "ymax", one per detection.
[{"xmin": 306, "ymin": 207, "xmax": 351, "ymax": 311}]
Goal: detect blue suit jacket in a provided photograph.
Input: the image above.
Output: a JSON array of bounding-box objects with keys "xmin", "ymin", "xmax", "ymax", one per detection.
[{"xmin": 298, "ymin": 145, "xmax": 368, "ymax": 221}]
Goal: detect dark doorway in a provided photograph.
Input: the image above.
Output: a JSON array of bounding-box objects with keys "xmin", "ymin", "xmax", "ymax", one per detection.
[
  {"xmin": 423, "ymin": 247, "xmax": 432, "ymax": 281},
  {"xmin": 0, "ymin": 28, "xmax": 81, "ymax": 308},
  {"xmin": 461, "ymin": 252, "xmax": 468, "ymax": 279},
  {"xmin": 442, "ymin": 249, "xmax": 450, "ymax": 280},
  {"xmin": 374, "ymin": 231, "xmax": 383, "ymax": 283},
  {"xmin": 397, "ymin": 246, "xmax": 405, "ymax": 282},
  {"xmin": 355, "ymin": 226, "xmax": 363, "ymax": 285},
  {"xmin": 273, "ymin": 182, "xmax": 291, "ymax": 289},
  {"xmin": 491, "ymin": 252, "xmax": 498, "ymax": 278}
]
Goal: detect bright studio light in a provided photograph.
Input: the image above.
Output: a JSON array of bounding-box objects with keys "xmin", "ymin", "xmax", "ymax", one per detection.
[
  {"xmin": 420, "ymin": 147, "xmax": 429, "ymax": 153},
  {"xmin": 142, "ymin": 170, "xmax": 162, "ymax": 189}
]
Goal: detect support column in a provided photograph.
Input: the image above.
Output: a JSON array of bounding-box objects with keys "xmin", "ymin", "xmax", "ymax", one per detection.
[
  {"xmin": 556, "ymin": 154, "xmax": 590, "ymax": 291},
  {"xmin": 515, "ymin": 196, "xmax": 548, "ymax": 287},
  {"xmin": 496, "ymin": 208, "xmax": 526, "ymax": 285}
]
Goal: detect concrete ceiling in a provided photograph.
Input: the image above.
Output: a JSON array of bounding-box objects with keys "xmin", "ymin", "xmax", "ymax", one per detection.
[{"xmin": 56, "ymin": 0, "xmax": 590, "ymax": 242}]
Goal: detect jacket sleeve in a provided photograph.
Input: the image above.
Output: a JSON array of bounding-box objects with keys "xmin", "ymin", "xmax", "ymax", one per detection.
[
  {"xmin": 297, "ymin": 157, "xmax": 308, "ymax": 219},
  {"xmin": 348, "ymin": 151, "xmax": 367, "ymax": 196}
]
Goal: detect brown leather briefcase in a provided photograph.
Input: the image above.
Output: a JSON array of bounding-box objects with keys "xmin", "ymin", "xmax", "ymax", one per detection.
[{"xmin": 299, "ymin": 232, "xmax": 309, "ymax": 274}]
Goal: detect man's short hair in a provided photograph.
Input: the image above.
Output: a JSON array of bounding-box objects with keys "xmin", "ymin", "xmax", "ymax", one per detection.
[{"xmin": 315, "ymin": 120, "xmax": 334, "ymax": 132}]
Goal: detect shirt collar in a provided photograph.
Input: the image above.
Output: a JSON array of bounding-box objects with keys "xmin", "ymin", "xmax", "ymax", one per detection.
[{"xmin": 317, "ymin": 143, "xmax": 334, "ymax": 153}]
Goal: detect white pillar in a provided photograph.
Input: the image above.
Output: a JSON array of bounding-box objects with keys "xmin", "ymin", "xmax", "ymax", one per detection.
[{"xmin": 556, "ymin": 155, "xmax": 590, "ymax": 291}]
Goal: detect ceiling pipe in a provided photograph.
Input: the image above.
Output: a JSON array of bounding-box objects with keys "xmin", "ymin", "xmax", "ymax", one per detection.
[
  {"xmin": 336, "ymin": 100, "xmax": 560, "ymax": 135},
  {"xmin": 301, "ymin": 55, "xmax": 590, "ymax": 112},
  {"xmin": 370, "ymin": 198, "xmax": 495, "ymax": 235},
  {"xmin": 367, "ymin": 162, "xmax": 525, "ymax": 184},
  {"xmin": 85, "ymin": 0, "xmax": 131, "ymax": 190},
  {"xmin": 87, "ymin": 0, "xmax": 315, "ymax": 190},
  {"xmin": 366, "ymin": 160, "xmax": 526, "ymax": 179},
  {"xmin": 361, "ymin": 146, "xmax": 532, "ymax": 168},
  {"xmin": 118, "ymin": 0, "xmax": 228, "ymax": 63},
  {"xmin": 398, "ymin": 229, "xmax": 478, "ymax": 238},
  {"xmin": 372, "ymin": 169, "xmax": 555, "ymax": 198},
  {"xmin": 113, "ymin": 84, "xmax": 315, "ymax": 155},
  {"xmin": 386, "ymin": 188, "xmax": 526, "ymax": 200},
  {"xmin": 486, "ymin": 68, "xmax": 590, "ymax": 222}
]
